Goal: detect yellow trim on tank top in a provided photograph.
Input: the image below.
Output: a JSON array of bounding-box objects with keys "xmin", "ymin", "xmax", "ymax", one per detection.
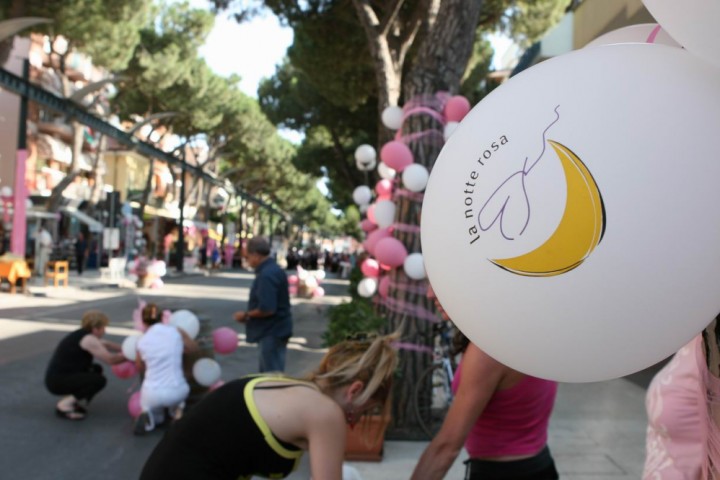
[{"xmin": 244, "ymin": 376, "xmax": 306, "ymax": 464}]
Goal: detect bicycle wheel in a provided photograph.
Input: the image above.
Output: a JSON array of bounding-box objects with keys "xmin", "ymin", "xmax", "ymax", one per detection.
[{"xmin": 413, "ymin": 363, "xmax": 453, "ymax": 439}]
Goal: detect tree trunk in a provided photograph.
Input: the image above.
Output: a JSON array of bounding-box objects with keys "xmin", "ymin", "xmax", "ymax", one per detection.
[
  {"xmin": 138, "ymin": 157, "xmax": 155, "ymax": 220},
  {"xmin": 353, "ymin": 0, "xmax": 484, "ymax": 439}
]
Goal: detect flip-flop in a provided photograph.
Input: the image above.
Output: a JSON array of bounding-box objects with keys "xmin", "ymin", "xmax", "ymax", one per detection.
[
  {"xmin": 55, "ymin": 407, "xmax": 85, "ymax": 421},
  {"xmin": 73, "ymin": 404, "xmax": 88, "ymax": 414}
]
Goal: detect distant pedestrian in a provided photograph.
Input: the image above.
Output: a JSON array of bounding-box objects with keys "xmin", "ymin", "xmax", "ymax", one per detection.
[
  {"xmin": 75, "ymin": 232, "xmax": 87, "ymax": 275},
  {"xmin": 44, "ymin": 311, "xmax": 126, "ymax": 420},
  {"xmin": 36, "ymin": 224, "xmax": 52, "ymax": 275},
  {"xmin": 134, "ymin": 303, "xmax": 198, "ymax": 435},
  {"xmin": 233, "ymin": 236, "xmax": 292, "ymax": 372}
]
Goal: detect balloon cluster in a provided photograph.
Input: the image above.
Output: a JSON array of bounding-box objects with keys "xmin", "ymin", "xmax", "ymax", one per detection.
[
  {"xmin": 128, "ymin": 258, "xmax": 167, "ymax": 289},
  {"xmin": 288, "ymin": 266, "xmax": 326, "ymax": 298},
  {"xmin": 353, "ymin": 96, "xmax": 471, "ymax": 299},
  {"xmin": 121, "ymin": 304, "xmax": 237, "ymax": 418}
]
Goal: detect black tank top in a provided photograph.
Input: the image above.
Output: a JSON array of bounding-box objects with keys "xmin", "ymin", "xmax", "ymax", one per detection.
[
  {"xmin": 45, "ymin": 328, "xmax": 93, "ymax": 378},
  {"xmin": 140, "ymin": 375, "xmax": 313, "ymax": 480}
]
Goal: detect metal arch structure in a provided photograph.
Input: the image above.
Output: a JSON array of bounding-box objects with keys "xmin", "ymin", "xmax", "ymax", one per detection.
[
  {"xmin": 0, "ymin": 66, "xmax": 228, "ymax": 190},
  {"xmin": 0, "ymin": 66, "xmax": 297, "ymax": 231}
]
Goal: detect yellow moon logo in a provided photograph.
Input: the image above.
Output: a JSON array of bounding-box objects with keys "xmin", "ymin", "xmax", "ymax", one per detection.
[{"xmin": 491, "ymin": 140, "xmax": 605, "ymax": 277}]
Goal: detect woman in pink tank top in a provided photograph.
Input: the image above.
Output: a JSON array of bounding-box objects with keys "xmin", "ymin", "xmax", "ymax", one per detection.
[
  {"xmin": 643, "ymin": 317, "xmax": 720, "ymax": 480},
  {"xmin": 410, "ymin": 285, "xmax": 559, "ymax": 480}
]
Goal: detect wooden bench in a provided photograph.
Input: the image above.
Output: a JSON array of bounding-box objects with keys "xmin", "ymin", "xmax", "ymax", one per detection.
[{"xmin": 44, "ymin": 260, "xmax": 69, "ymax": 287}]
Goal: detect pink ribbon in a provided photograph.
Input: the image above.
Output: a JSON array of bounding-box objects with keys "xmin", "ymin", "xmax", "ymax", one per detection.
[
  {"xmin": 392, "ymin": 223, "xmax": 421, "ymax": 233},
  {"xmin": 391, "ymin": 341, "xmax": 433, "ymax": 355},
  {"xmin": 380, "ymin": 296, "xmax": 439, "ymax": 323}
]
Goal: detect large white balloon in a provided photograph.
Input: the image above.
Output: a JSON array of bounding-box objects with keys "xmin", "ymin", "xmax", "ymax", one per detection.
[
  {"xmin": 356, "ymin": 156, "xmax": 377, "ymax": 172},
  {"xmin": 352, "ymin": 185, "xmax": 373, "ymax": 206},
  {"xmin": 377, "ymin": 162, "xmax": 397, "ymax": 180},
  {"xmin": 421, "ymin": 44, "xmax": 720, "ymax": 383},
  {"xmin": 643, "ymin": 0, "xmax": 720, "ymax": 69},
  {"xmin": 192, "ymin": 358, "xmax": 221, "ymax": 387},
  {"xmin": 169, "ymin": 310, "xmax": 200, "ymax": 339},
  {"xmin": 381, "ymin": 105, "xmax": 404, "ymax": 130},
  {"xmin": 403, "ymin": 253, "xmax": 426, "ymax": 280},
  {"xmin": 585, "ymin": 23, "xmax": 681, "ymax": 48},
  {"xmin": 373, "ymin": 200, "xmax": 396, "ymax": 229},
  {"xmin": 402, "ymin": 164, "xmax": 430, "ymax": 192},
  {"xmin": 357, "ymin": 277, "xmax": 378, "ymax": 298},
  {"xmin": 121, "ymin": 334, "xmax": 141, "ymax": 362}
]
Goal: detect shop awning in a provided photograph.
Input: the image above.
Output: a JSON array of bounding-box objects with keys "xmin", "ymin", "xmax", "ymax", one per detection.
[{"xmin": 60, "ymin": 206, "xmax": 104, "ymax": 233}]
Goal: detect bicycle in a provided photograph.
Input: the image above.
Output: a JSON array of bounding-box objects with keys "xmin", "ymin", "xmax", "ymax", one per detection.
[{"xmin": 413, "ymin": 320, "xmax": 457, "ymax": 439}]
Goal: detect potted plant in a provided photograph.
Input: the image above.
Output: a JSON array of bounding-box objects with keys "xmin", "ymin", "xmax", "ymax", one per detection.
[{"xmin": 324, "ymin": 297, "xmax": 391, "ymax": 461}]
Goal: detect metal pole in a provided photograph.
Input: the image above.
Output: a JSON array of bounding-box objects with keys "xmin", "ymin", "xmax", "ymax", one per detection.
[
  {"xmin": 176, "ymin": 149, "xmax": 186, "ymax": 273},
  {"xmin": 10, "ymin": 59, "xmax": 29, "ymax": 257}
]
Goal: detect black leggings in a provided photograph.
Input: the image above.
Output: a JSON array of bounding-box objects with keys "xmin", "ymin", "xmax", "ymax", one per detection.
[
  {"xmin": 45, "ymin": 364, "xmax": 106, "ymax": 402},
  {"xmin": 464, "ymin": 446, "xmax": 559, "ymax": 480}
]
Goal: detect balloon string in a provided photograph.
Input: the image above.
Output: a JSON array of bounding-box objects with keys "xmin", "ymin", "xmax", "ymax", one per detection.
[
  {"xmin": 391, "ymin": 341, "xmax": 433, "ymax": 355},
  {"xmin": 403, "ymin": 91, "xmax": 452, "ymax": 111},
  {"xmin": 646, "ymin": 25, "xmax": 662, "ymax": 43},
  {"xmin": 379, "ymin": 296, "xmax": 438, "ymax": 323}
]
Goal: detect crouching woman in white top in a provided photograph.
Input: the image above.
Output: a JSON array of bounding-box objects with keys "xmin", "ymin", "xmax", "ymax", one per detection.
[{"xmin": 135, "ymin": 303, "xmax": 198, "ymax": 435}]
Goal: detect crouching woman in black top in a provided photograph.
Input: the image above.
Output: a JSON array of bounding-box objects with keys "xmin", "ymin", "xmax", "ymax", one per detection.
[
  {"xmin": 45, "ymin": 310, "xmax": 126, "ymax": 420},
  {"xmin": 140, "ymin": 332, "xmax": 399, "ymax": 480}
]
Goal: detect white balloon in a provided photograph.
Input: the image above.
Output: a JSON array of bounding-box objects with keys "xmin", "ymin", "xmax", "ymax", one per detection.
[
  {"xmin": 377, "ymin": 162, "xmax": 397, "ymax": 180},
  {"xmin": 356, "ymin": 157, "xmax": 377, "ymax": 172},
  {"xmin": 443, "ymin": 122, "xmax": 459, "ymax": 141},
  {"xmin": 585, "ymin": 23, "xmax": 681, "ymax": 49},
  {"xmin": 314, "ymin": 270, "xmax": 326, "ymax": 280},
  {"xmin": 403, "ymin": 253, "xmax": 426, "ymax": 280},
  {"xmin": 121, "ymin": 334, "xmax": 141, "ymax": 362},
  {"xmin": 354, "ymin": 144, "xmax": 376, "ymax": 163},
  {"xmin": 401, "ymin": 164, "xmax": 430, "ymax": 192},
  {"xmin": 352, "ymin": 185, "xmax": 373, "ymax": 206},
  {"xmin": 304, "ymin": 275, "xmax": 318, "ymax": 288},
  {"xmin": 381, "ymin": 105, "xmax": 404, "ymax": 130},
  {"xmin": 357, "ymin": 277, "xmax": 378, "ymax": 298},
  {"xmin": 373, "ymin": 200, "xmax": 396, "ymax": 229},
  {"xmin": 421, "ymin": 44, "xmax": 720, "ymax": 383},
  {"xmin": 169, "ymin": 310, "xmax": 200, "ymax": 339},
  {"xmin": 192, "ymin": 358, "xmax": 221, "ymax": 387},
  {"xmin": 643, "ymin": 0, "xmax": 720, "ymax": 68}
]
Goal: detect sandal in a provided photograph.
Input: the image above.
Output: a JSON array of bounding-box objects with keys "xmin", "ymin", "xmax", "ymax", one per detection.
[
  {"xmin": 73, "ymin": 403, "xmax": 88, "ymax": 415},
  {"xmin": 55, "ymin": 407, "xmax": 85, "ymax": 421}
]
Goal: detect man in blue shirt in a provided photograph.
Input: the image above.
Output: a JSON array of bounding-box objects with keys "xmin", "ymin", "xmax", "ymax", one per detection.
[{"xmin": 234, "ymin": 237, "xmax": 293, "ymax": 372}]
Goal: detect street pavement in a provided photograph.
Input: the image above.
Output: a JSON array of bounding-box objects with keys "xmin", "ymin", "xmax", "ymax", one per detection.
[{"xmin": 0, "ymin": 268, "xmax": 660, "ymax": 479}]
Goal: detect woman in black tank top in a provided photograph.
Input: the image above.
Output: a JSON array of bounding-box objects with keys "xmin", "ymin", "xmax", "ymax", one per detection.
[{"xmin": 140, "ymin": 333, "xmax": 399, "ymax": 480}]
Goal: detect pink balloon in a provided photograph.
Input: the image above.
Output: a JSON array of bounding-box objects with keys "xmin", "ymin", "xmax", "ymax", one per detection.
[
  {"xmin": 378, "ymin": 275, "xmax": 391, "ymax": 298},
  {"xmin": 289, "ymin": 285, "xmax": 298, "ymax": 296},
  {"xmin": 212, "ymin": 327, "xmax": 238, "ymax": 355},
  {"xmin": 128, "ymin": 391, "xmax": 142, "ymax": 418},
  {"xmin": 112, "ymin": 361, "xmax": 137, "ymax": 379},
  {"xmin": 210, "ymin": 379, "xmax": 225, "ymax": 391},
  {"xmin": 377, "ymin": 192, "xmax": 392, "ymax": 201},
  {"xmin": 375, "ymin": 179, "xmax": 393, "ymax": 198},
  {"xmin": 380, "ymin": 141, "xmax": 414, "ymax": 172},
  {"xmin": 360, "ymin": 218, "xmax": 377, "ymax": 233},
  {"xmin": 363, "ymin": 228, "xmax": 392, "ymax": 257},
  {"xmin": 444, "ymin": 95, "xmax": 471, "ymax": 122},
  {"xmin": 374, "ymin": 237, "xmax": 408, "ymax": 268},
  {"xmin": 312, "ymin": 286, "xmax": 325, "ymax": 298},
  {"xmin": 366, "ymin": 204, "xmax": 377, "ymax": 224},
  {"xmin": 361, "ymin": 258, "xmax": 380, "ymax": 278},
  {"xmin": 288, "ymin": 274, "xmax": 299, "ymax": 285}
]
